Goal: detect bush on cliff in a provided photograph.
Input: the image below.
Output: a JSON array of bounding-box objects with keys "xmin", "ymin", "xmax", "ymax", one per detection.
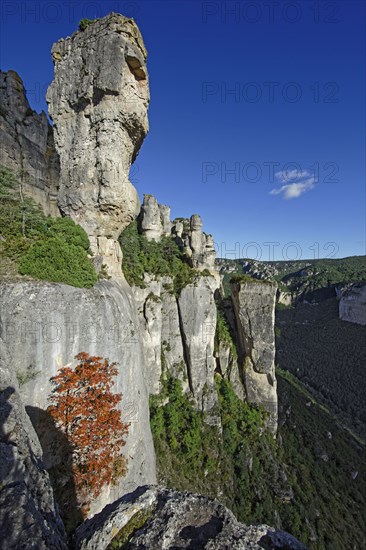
[
  {"xmin": 0, "ymin": 166, "xmax": 50, "ymax": 245},
  {"xmin": 19, "ymin": 237, "xmax": 97, "ymax": 288},
  {"xmin": 78, "ymin": 18, "xmax": 99, "ymax": 31},
  {"xmin": 47, "ymin": 217, "xmax": 90, "ymax": 250},
  {"xmin": 0, "ymin": 166, "xmax": 97, "ymax": 287}
]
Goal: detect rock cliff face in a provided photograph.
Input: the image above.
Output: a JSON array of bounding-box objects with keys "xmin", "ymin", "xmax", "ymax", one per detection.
[
  {"xmin": 0, "ymin": 280, "xmax": 156, "ymax": 517},
  {"xmin": 134, "ymin": 198, "xmax": 222, "ymax": 421},
  {"xmin": 0, "ymin": 339, "xmax": 68, "ymax": 550},
  {"xmin": 232, "ymin": 280, "xmax": 278, "ymax": 433},
  {"xmin": 0, "ymin": 70, "xmax": 60, "ymax": 216},
  {"xmin": 47, "ymin": 13, "xmax": 150, "ymax": 276},
  {"xmin": 132, "ymin": 274, "xmax": 219, "ymax": 421},
  {"xmin": 338, "ymin": 283, "xmax": 366, "ymax": 326},
  {"xmin": 135, "ymin": 197, "xmax": 279, "ymax": 430},
  {"xmin": 178, "ymin": 277, "xmax": 219, "ymax": 421},
  {"xmin": 172, "ymin": 214, "xmax": 216, "ymax": 271}
]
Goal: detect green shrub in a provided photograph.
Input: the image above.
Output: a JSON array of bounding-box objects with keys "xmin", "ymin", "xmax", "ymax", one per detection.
[
  {"xmin": 0, "ymin": 166, "xmax": 97, "ymax": 287},
  {"xmin": 47, "ymin": 217, "xmax": 90, "ymax": 250},
  {"xmin": 78, "ymin": 18, "xmax": 99, "ymax": 31},
  {"xmin": 19, "ymin": 237, "xmax": 97, "ymax": 288},
  {"xmin": 2, "ymin": 235, "xmax": 32, "ymax": 260},
  {"xmin": 215, "ymin": 308, "xmax": 237, "ymax": 358}
]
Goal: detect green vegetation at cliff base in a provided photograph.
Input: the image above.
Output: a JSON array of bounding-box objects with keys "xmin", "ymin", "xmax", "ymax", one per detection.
[
  {"xmin": 150, "ymin": 370, "xmax": 365, "ymax": 548},
  {"xmin": 150, "ymin": 373, "xmax": 277, "ymax": 523}
]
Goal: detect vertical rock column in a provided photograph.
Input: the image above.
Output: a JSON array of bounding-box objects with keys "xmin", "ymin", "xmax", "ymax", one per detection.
[
  {"xmin": 231, "ymin": 279, "xmax": 278, "ymax": 434},
  {"xmin": 139, "ymin": 194, "xmax": 172, "ymax": 241},
  {"xmin": 46, "ymin": 13, "xmax": 150, "ymax": 277}
]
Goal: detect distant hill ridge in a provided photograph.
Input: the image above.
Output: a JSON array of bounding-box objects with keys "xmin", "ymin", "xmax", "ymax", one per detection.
[{"xmin": 216, "ymin": 255, "xmax": 366, "ymax": 298}]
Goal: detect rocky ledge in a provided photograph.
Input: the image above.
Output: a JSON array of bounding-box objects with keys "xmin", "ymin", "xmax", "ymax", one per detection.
[{"xmin": 74, "ymin": 486, "xmax": 308, "ymax": 550}]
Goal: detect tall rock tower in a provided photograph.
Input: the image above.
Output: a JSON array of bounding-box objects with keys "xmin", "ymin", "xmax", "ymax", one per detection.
[
  {"xmin": 232, "ymin": 279, "xmax": 278, "ymax": 434},
  {"xmin": 47, "ymin": 13, "xmax": 150, "ymax": 277}
]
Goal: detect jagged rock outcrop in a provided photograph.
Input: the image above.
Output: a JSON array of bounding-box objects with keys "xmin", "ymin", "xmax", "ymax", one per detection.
[
  {"xmin": 338, "ymin": 283, "xmax": 366, "ymax": 326},
  {"xmin": 232, "ymin": 279, "xmax": 278, "ymax": 433},
  {"xmin": 46, "ymin": 13, "xmax": 150, "ymax": 277},
  {"xmin": 134, "ymin": 198, "xmax": 281, "ymax": 425},
  {"xmin": 0, "ymin": 70, "xmax": 60, "ymax": 216},
  {"xmin": 74, "ymin": 486, "xmax": 308, "ymax": 550},
  {"xmin": 133, "ymin": 197, "xmax": 221, "ymax": 418},
  {"xmin": 159, "ymin": 204, "xmax": 172, "ymax": 236},
  {"xmin": 0, "ymin": 280, "xmax": 156, "ymax": 517},
  {"xmin": 140, "ymin": 195, "xmax": 171, "ymax": 241},
  {"xmin": 277, "ymin": 290, "xmax": 293, "ymax": 306},
  {"xmin": 0, "ymin": 339, "xmax": 68, "ymax": 550},
  {"xmin": 139, "ymin": 196, "xmax": 216, "ymax": 271},
  {"xmin": 172, "ymin": 215, "xmax": 216, "ymax": 271}
]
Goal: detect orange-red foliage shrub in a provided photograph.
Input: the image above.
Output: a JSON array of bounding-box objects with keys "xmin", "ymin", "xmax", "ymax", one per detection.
[{"xmin": 48, "ymin": 352, "xmax": 129, "ymax": 513}]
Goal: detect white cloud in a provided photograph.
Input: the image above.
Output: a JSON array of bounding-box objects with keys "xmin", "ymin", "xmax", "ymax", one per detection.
[
  {"xmin": 270, "ymin": 169, "xmax": 315, "ymax": 200},
  {"xmin": 274, "ymin": 168, "xmax": 310, "ymax": 183}
]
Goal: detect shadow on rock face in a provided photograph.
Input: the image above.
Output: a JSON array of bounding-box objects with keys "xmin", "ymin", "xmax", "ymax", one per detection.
[
  {"xmin": 26, "ymin": 405, "xmax": 83, "ymax": 534},
  {"xmin": 0, "ymin": 386, "xmax": 15, "ymax": 439},
  {"xmin": 0, "ymin": 385, "xmax": 68, "ymax": 549},
  {"xmin": 179, "ymin": 516, "xmax": 224, "ymax": 549}
]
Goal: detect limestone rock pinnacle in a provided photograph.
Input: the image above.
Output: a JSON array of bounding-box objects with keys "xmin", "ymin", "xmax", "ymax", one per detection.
[{"xmin": 47, "ymin": 13, "xmax": 150, "ymax": 276}]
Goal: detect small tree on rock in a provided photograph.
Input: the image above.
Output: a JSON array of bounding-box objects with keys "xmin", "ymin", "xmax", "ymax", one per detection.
[{"xmin": 48, "ymin": 352, "xmax": 129, "ymax": 514}]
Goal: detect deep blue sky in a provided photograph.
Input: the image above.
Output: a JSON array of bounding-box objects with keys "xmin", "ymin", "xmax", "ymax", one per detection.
[{"xmin": 1, "ymin": 0, "xmax": 365, "ymax": 260}]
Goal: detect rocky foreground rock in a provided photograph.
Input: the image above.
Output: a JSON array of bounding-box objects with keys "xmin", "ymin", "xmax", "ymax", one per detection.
[{"xmin": 74, "ymin": 486, "xmax": 308, "ymax": 550}]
